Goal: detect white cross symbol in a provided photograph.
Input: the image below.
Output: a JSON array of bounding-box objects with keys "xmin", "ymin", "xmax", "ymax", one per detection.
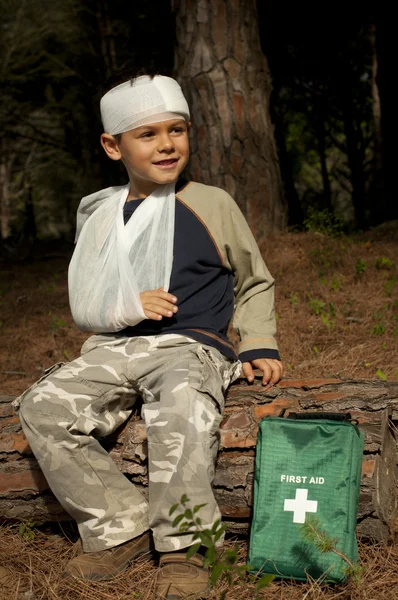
[{"xmin": 284, "ymin": 488, "xmax": 318, "ymax": 524}]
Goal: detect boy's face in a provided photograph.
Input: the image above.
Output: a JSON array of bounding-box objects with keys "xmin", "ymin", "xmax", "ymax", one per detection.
[{"xmin": 101, "ymin": 119, "xmax": 190, "ymax": 196}]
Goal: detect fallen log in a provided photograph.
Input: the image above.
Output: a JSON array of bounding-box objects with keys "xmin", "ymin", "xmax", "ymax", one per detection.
[{"xmin": 1, "ymin": 377, "xmax": 398, "ymax": 542}]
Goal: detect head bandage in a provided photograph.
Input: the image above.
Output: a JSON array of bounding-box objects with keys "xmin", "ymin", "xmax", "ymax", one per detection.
[{"xmin": 100, "ymin": 75, "xmax": 190, "ymax": 135}]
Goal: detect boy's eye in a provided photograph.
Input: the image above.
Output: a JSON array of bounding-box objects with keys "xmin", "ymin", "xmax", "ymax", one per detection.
[{"xmin": 140, "ymin": 131, "xmax": 154, "ymax": 138}]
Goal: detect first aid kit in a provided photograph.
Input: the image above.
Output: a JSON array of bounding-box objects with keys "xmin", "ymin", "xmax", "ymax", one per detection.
[{"xmin": 249, "ymin": 412, "xmax": 364, "ymax": 582}]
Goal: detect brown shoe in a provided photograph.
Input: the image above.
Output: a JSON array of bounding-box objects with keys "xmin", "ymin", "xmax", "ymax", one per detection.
[
  {"xmin": 155, "ymin": 553, "xmax": 209, "ymax": 599},
  {"xmin": 64, "ymin": 531, "xmax": 153, "ymax": 581}
]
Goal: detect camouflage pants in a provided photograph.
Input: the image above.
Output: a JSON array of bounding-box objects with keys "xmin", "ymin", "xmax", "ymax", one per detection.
[{"xmin": 17, "ymin": 334, "xmax": 241, "ymax": 552}]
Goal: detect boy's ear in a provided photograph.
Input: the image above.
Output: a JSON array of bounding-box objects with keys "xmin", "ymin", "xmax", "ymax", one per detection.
[{"xmin": 100, "ymin": 133, "xmax": 122, "ymax": 161}]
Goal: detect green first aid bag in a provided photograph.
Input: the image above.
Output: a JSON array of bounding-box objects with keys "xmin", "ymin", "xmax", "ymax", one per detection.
[{"xmin": 249, "ymin": 413, "xmax": 364, "ymax": 583}]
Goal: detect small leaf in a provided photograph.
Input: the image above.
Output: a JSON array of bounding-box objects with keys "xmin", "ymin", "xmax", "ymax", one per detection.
[
  {"xmin": 211, "ymin": 519, "xmax": 221, "ymax": 533},
  {"xmin": 225, "ymin": 548, "xmax": 238, "ymax": 564},
  {"xmin": 180, "ymin": 494, "xmax": 190, "ymax": 504},
  {"xmin": 171, "ymin": 514, "xmax": 185, "ymax": 528},
  {"xmin": 376, "ymin": 369, "xmax": 387, "ymax": 380},
  {"xmin": 199, "ymin": 536, "xmax": 213, "ymax": 548},
  {"xmin": 193, "ymin": 504, "xmax": 207, "ymax": 514},
  {"xmin": 210, "ymin": 562, "xmax": 224, "ymax": 586},
  {"xmin": 255, "ymin": 573, "xmax": 275, "ymax": 590},
  {"xmin": 206, "ymin": 545, "xmax": 216, "ymax": 565},
  {"xmin": 214, "ymin": 524, "xmax": 227, "ymax": 542},
  {"xmin": 184, "ymin": 509, "xmax": 193, "ymax": 520},
  {"xmin": 186, "ymin": 543, "xmax": 201, "ymax": 559},
  {"xmin": 169, "ymin": 503, "xmax": 179, "ymax": 516}
]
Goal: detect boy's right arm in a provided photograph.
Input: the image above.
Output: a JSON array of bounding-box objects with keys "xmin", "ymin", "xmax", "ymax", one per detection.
[{"xmin": 140, "ymin": 288, "xmax": 178, "ymax": 321}]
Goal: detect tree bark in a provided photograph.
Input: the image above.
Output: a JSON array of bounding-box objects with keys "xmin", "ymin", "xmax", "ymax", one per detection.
[
  {"xmin": 271, "ymin": 102, "xmax": 303, "ymax": 227},
  {"xmin": 341, "ymin": 93, "xmax": 367, "ymax": 229},
  {"xmin": 172, "ymin": 0, "xmax": 287, "ymax": 243},
  {"xmin": 96, "ymin": 0, "xmax": 118, "ymax": 79},
  {"xmin": 1, "ymin": 378, "xmax": 398, "ymax": 543},
  {"xmin": 370, "ymin": 24, "xmax": 382, "ymax": 173},
  {"xmin": 315, "ymin": 116, "xmax": 333, "ymax": 213},
  {"xmin": 374, "ymin": 15, "xmax": 396, "ymax": 221},
  {"xmin": 0, "ymin": 138, "xmax": 16, "ymax": 240}
]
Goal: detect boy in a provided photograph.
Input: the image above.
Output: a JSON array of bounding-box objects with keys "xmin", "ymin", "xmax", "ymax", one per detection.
[{"xmin": 16, "ymin": 74, "xmax": 283, "ymax": 599}]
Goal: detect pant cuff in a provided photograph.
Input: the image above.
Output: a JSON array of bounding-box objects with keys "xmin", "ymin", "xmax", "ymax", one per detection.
[{"xmin": 81, "ymin": 517, "xmax": 150, "ymax": 552}]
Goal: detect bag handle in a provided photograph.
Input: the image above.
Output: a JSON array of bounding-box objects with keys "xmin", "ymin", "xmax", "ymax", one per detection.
[{"xmin": 279, "ymin": 410, "xmax": 357, "ymax": 424}]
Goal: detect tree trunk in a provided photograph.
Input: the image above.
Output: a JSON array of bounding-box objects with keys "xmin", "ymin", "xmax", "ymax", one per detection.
[
  {"xmin": 96, "ymin": 0, "xmax": 118, "ymax": 79},
  {"xmin": 370, "ymin": 24, "xmax": 382, "ymax": 173},
  {"xmin": 0, "ymin": 138, "xmax": 15, "ymax": 240},
  {"xmin": 1, "ymin": 378, "xmax": 398, "ymax": 543},
  {"xmin": 374, "ymin": 16, "xmax": 396, "ymax": 221},
  {"xmin": 172, "ymin": 0, "xmax": 287, "ymax": 243},
  {"xmin": 341, "ymin": 96, "xmax": 367, "ymax": 229},
  {"xmin": 315, "ymin": 116, "xmax": 333, "ymax": 213},
  {"xmin": 271, "ymin": 101, "xmax": 303, "ymax": 227}
]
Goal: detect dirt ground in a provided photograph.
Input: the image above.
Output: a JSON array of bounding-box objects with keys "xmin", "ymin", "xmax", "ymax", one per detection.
[
  {"xmin": 0, "ymin": 526, "xmax": 397, "ymax": 600},
  {"xmin": 1, "ymin": 226, "xmax": 398, "ymax": 599}
]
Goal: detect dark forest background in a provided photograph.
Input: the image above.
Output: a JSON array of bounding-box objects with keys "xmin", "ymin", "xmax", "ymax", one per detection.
[{"xmin": 0, "ymin": 0, "xmax": 394, "ymax": 252}]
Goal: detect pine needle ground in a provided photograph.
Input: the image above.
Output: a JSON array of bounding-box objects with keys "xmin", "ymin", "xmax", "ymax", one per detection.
[{"xmin": 1, "ymin": 225, "xmax": 397, "ymax": 598}]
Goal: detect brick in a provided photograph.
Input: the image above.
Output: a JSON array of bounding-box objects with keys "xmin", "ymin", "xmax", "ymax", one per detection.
[
  {"xmin": 352, "ymin": 412, "xmax": 382, "ymax": 425},
  {"xmin": 220, "ymin": 429, "xmax": 257, "ymax": 449},
  {"xmin": 129, "ymin": 422, "xmax": 147, "ymax": 444},
  {"xmin": 278, "ymin": 379, "xmax": 340, "ymax": 389},
  {"xmin": 214, "ymin": 455, "xmax": 254, "ymax": 490},
  {"xmin": 0, "ymin": 416, "xmax": 20, "ymax": 430},
  {"xmin": 362, "ymin": 459, "xmax": 376, "ymax": 478},
  {"xmin": 253, "ymin": 398, "xmax": 292, "ymax": 420},
  {"xmin": 221, "ymin": 411, "xmax": 251, "ymax": 430},
  {"xmin": 0, "ymin": 432, "xmax": 31, "ymax": 454},
  {"xmin": 312, "ymin": 392, "xmax": 347, "ymax": 403},
  {"xmin": 0, "ymin": 404, "xmax": 15, "ymax": 418},
  {"xmin": 122, "ymin": 441, "xmax": 148, "ymax": 462},
  {"xmin": 0, "ymin": 470, "xmax": 49, "ymax": 495}
]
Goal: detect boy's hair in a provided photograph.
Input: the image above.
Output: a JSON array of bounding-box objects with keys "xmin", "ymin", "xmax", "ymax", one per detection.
[{"xmin": 99, "ymin": 67, "xmax": 157, "ymax": 98}]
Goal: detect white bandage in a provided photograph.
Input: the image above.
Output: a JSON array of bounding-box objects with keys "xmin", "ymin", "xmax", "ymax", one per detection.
[{"xmin": 100, "ymin": 75, "xmax": 190, "ymax": 135}]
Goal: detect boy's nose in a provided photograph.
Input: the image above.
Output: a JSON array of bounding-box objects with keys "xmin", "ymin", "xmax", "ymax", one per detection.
[{"xmin": 158, "ymin": 134, "xmax": 175, "ymax": 152}]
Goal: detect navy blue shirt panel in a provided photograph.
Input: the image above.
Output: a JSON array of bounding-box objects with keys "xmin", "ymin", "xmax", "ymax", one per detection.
[{"xmin": 120, "ymin": 185, "xmax": 236, "ymax": 358}]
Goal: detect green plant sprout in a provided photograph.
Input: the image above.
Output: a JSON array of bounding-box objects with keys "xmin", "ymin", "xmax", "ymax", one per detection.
[
  {"xmin": 169, "ymin": 496, "xmax": 274, "ymax": 598},
  {"xmin": 383, "ymin": 275, "xmax": 396, "ymax": 297},
  {"xmin": 375, "ymin": 257, "xmax": 395, "ymax": 270},
  {"xmin": 301, "ymin": 516, "xmax": 364, "ymax": 584},
  {"xmin": 289, "ymin": 291, "xmax": 299, "ymax": 306},
  {"xmin": 376, "ymin": 369, "xmax": 387, "ymax": 381},
  {"xmin": 18, "ymin": 520, "xmax": 36, "ymax": 541},
  {"xmin": 304, "ymin": 207, "xmax": 344, "ymax": 238},
  {"xmin": 307, "ymin": 295, "xmax": 336, "ymax": 329},
  {"xmin": 355, "ymin": 259, "xmax": 366, "ymax": 279}
]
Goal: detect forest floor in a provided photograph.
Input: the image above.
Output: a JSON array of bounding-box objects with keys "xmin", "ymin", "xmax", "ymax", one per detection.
[
  {"xmin": 0, "ymin": 526, "xmax": 397, "ymax": 600},
  {"xmin": 1, "ymin": 224, "xmax": 398, "ymax": 599}
]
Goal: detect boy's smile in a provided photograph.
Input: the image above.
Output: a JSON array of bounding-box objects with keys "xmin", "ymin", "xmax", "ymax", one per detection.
[
  {"xmin": 101, "ymin": 119, "xmax": 190, "ymax": 199},
  {"xmin": 153, "ymin": 157, "xmax": 180, "ymax": 170}
]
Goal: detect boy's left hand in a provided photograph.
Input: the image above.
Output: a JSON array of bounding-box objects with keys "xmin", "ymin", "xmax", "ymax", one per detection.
[{"xmin": 242, "ymin": 358, "xmax": 283, "ymax": 386}]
